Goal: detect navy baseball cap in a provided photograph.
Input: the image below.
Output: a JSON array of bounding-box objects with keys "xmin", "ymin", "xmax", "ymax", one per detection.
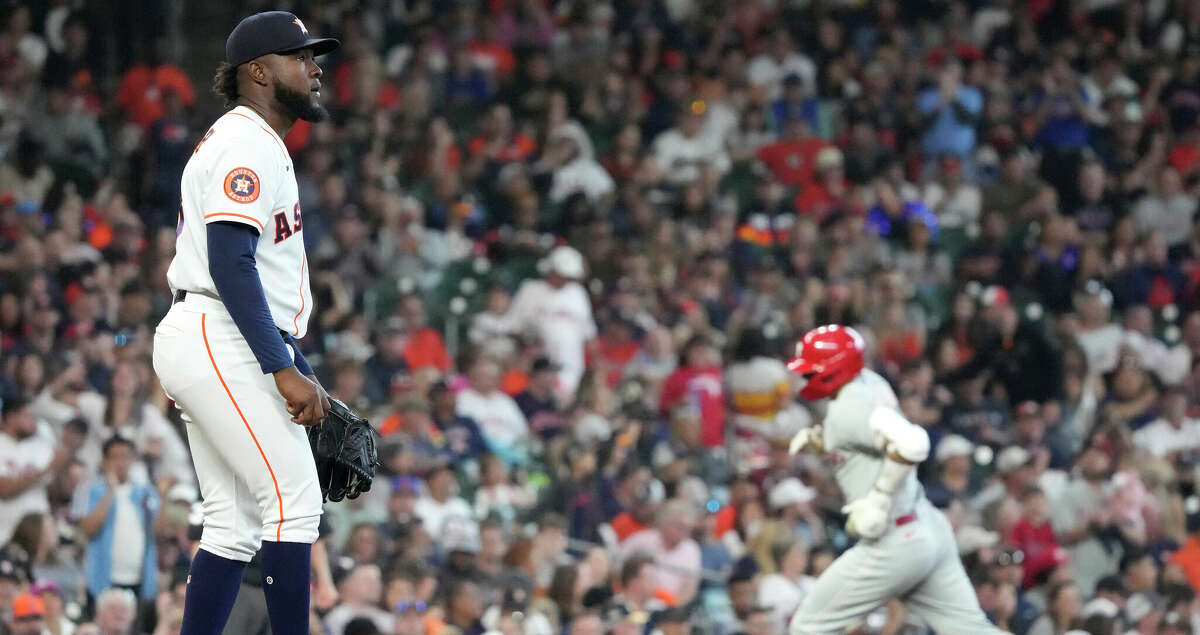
[{"xmin": 226, "ymin": 11, "xmax": 339, "ymax": 67}]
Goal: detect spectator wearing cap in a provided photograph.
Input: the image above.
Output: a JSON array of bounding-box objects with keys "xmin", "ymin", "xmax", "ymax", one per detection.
[
  {"xmin": 1052, "ymin": 447, "xmax": 1118, "ymax": 596},
  {"xmin": 926, "ymin": 434, "xmax": 978, "ymax": 509},
  {"xmin": 413, "ymin": 464, "xmax": 472, "ymax": 539},
  {"xmin": 621, "ymin": 500, "xmax": 702, "ymax": 606},
  {"xmin": 72, "ymin": 436, "xmax": 158, "ymax": 605},
  {"xmin": 971, "ymin": 445, "xmax": 1038, "ymax": 517},
  {"xmin": 438, "ymin": 516, "xmax": 485, "ymax": 591},
  {"xmin": 0, "ymin": 397, "xmax": 80, "ymax": 545},
  {"xmin": 10, "ymin": 591, "xmax": 45, "ymax": 635},
  {"xmin": 324, "ymin": 563, "xmax": 394, "ymax": 635},
  {"xmin": 793, "ymin": 146, "xmax": 849, "ymax": 221},
  {"xmin": 514, "ymin": 357, "xmax": 566, "ymax": 440},
  {"xmin": 498, "ymin": 245, "xmax": 596, "ymax": 400},
  {"xmin": 455, "ymin": 356, "xmax": 529, "ymax": 466}
]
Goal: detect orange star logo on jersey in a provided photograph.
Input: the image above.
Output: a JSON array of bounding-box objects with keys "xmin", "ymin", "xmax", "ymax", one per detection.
[
  {"xmin": 293, "ymin": 18, "xmax": 308, "ymax": 35},
  {"xmin": 223, "ymin": 167, "xmax": 261, "ymax": 203}
]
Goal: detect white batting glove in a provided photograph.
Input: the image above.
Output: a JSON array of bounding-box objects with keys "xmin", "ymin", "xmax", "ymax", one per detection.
[
  {"xmin": 788, "ymin": 424, "xmax": 825, "ymax": 455},
  {"xmin": 841, "ymin": 489, "xmax": 892, "ymax": 539}
]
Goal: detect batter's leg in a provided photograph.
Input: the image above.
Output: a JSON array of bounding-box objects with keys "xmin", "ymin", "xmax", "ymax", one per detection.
[
  {"xmin": 789, "ymin": 539, "xmax": 931, "ymax": 634},
  {"xmin": 902, "ymin": 515, "xmax": 1009, "ymax": 634}
]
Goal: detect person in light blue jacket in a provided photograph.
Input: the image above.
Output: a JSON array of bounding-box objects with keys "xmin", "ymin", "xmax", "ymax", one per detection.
[{"xmin": 71, "ymin": 435, "xmax": 159, "ymax": 605}]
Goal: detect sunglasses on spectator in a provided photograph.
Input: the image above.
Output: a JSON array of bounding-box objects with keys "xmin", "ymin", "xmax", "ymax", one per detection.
[
  {"xmin": 995, "ymin": 549, "xmax": 1024, "ymax": 566},
  {"xmin": 396, "ymin": 601, "xmax": 428, "ymax": 614}
]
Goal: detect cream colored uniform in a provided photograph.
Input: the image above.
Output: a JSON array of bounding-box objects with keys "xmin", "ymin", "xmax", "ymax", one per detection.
[
  {"xmin": 790, "ymin": 370, "xmax": 1005, "ymax": 634},
  {"xmin": 153, "ymin": 105, "xmax": 321, "ymax": 561}
]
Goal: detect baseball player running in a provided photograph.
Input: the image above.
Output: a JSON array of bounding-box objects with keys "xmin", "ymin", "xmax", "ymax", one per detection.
[
  {"xmin": 152, "ymin": 12, "xmax": 337, "ymax": 635},
  {"xmin": 786, "ymin": 325, "xmax": 1006, "ymax": 634}
]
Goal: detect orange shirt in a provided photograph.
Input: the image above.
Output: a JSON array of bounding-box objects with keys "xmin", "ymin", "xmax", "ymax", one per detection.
[
  {"xmin": 1170, "ymin": 536, "xmax": 1200, "ymax": 593},
  {"xmin": 610, "ymin": 512, "xmax": 648, "ymax": 542},
  {"xmin": 403, "ymin": 328, "xmax": 451, "ymax": 372},
  {"xmin": 500, "ymin": 368, "xmax": 529, "ymax": 396},
  {"xmin": 467, "ymin": 134, "xmax": 537, "ymax": 162},
  {"xmin": 116, "ymin": 64, "xmax": 195, "ymax": 128}
]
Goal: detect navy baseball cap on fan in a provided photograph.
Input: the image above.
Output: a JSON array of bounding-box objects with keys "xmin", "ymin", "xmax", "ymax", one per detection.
[{"xmin": 226, "ymin": 11, "xmax": 339, "ymax": 68}]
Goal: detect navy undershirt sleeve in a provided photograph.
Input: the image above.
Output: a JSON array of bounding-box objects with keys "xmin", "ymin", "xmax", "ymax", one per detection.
[
  {"xmin": 282, "ymin": 333, "xmax": 314, "ymax": 376},
  {"xmin": 207, "ymin": 221, "xmax": 294, "ymax": 374}
]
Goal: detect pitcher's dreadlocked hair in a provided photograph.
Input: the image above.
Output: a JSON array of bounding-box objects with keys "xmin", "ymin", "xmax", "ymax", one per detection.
[{"xmin": 213, "ymin": 62, "xmax": 239, "ymax": 107}]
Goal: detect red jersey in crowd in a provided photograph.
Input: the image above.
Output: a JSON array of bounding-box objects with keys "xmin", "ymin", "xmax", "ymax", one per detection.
[
  {"xmin": 660, "ymin": 365, "xmax": 725, "ymax": 447},
  {"xmin": 1008, "ymin": 516, "xmax": 1065, "ymax": 588},
  {"xmin": 756, "ymin": 137, "xmax": 830, "ymax": 186}
]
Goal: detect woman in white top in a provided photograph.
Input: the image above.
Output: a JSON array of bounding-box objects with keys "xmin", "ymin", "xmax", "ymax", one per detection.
[{"xmin": 757, "ymin": 536, "xmax": 814, "ymax": 632}]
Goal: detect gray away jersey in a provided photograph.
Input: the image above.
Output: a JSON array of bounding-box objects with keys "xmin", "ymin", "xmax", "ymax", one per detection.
[{"xmin": 819, "ymin": 369, "xmax": 924, "ymax": 518}]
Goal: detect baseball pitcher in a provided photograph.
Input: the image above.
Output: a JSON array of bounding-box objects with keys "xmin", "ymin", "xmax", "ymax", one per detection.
[
  {"xmin": 786, "ymin": 325, "xmax": 1007, "ymax": 634},
  {"xmin": 152, "ymin": 12, "xmax": 337, "ymax": 635}
]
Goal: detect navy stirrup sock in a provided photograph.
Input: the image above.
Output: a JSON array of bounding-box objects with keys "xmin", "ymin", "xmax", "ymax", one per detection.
[
  {"xmin": 259, "ymin": 540, "xmax": 312, "ymax": 635},
  {"xmin": 180, "ymin": 548, "xmax": 247, "ymax": 635}
]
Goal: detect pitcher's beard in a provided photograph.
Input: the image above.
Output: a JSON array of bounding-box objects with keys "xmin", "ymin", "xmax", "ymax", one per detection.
[{"xmin": 274, "ymin": 80, "xmax": 328, "ymax": 123}]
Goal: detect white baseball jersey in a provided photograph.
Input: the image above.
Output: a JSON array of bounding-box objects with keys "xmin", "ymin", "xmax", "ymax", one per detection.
[
  {"xmin": 820, "ymin": 369, "xmax": 923, "ymax": 517},
  {"xmin": 167, "ymin": 105, "xmax": 312, "ymax": 337}
]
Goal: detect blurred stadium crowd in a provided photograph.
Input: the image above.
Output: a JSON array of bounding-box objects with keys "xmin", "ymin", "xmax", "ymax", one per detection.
[{"xmin": 9, "ymin": 0, "xmax": 1200, "ymax": 634}]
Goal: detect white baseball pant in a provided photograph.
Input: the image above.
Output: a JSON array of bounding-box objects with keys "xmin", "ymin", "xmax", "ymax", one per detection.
[
  {"xmin": 153, "ymin": 294, "xmax": 322, "ymax": 561},
  {"xmin": 790, "ymin": 498, "xmax": 1007, "ymax": 634}
]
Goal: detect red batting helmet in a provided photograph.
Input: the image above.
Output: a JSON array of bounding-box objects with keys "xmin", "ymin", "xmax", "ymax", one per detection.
[{"xmin": 787, "ymin": 325, "xmax": 865, "ymax": 400}]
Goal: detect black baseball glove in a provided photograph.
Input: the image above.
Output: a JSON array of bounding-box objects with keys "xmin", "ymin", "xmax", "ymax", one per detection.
[{"xmin": 307, "ymin": 397, "xmax": 380, "ymax": 503}]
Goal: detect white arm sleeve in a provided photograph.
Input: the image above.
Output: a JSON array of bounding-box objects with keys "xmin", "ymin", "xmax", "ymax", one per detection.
[{"xmin": 868, "ymin": 406, "xmax": 930, "ymax": 463}]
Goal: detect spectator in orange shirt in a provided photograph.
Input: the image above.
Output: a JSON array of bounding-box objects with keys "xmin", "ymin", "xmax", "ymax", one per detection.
[
  {"xmin": 114, "ymin": 39, "xmax": 194, "ymax": 129},
  {"xmin": 397, "ymin": 294, "xmax": 451, "ymax": 373},
  {"xmin": 465, "ymin": 104, "xmax": 537, "ymax": 180}
]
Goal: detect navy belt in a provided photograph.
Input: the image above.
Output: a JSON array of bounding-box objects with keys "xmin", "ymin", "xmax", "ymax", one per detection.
[{"xmin": 172, "ymin": 290, "xmax": 289, "ymax": 339}]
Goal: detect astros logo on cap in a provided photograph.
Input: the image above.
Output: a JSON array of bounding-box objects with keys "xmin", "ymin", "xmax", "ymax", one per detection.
[
  {"xmin": 224, "ymin": 167, "xmax": 260, "ymax": 203},
  {"xmin": 293, "ymin": 18, "xmax": 308, "ymax": 35}
]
